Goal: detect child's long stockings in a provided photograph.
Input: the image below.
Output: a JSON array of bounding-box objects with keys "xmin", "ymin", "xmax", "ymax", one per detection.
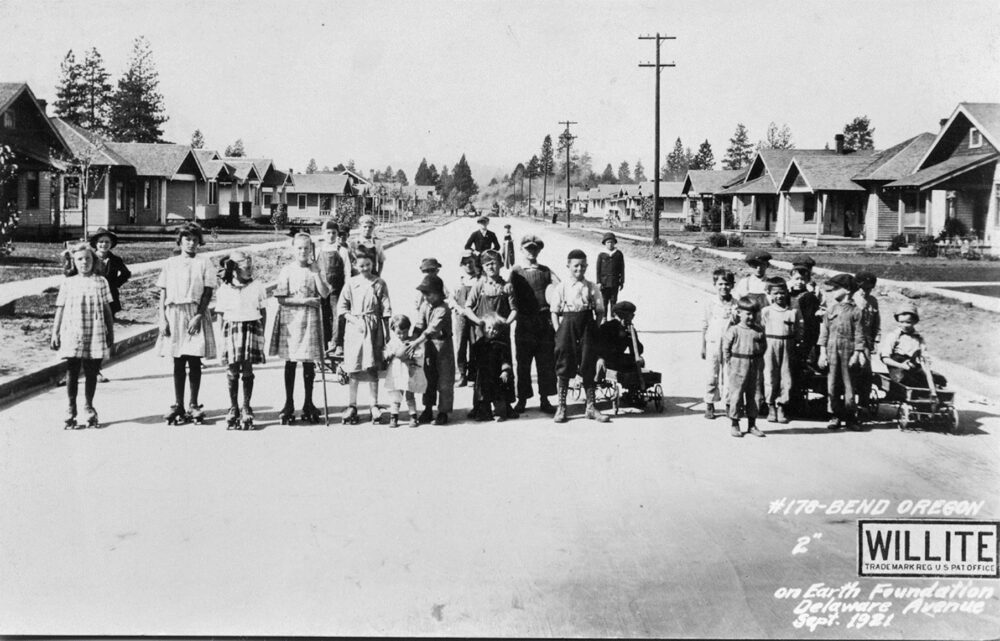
[
  {"xmin": 302, "ymin": 362, "xmax": 315, "ymax": 406},
  {"xmin": 66, "ymin": 357, "xmax": 100, "ymax": 408},
  {"xmin": 283, "ymin": 361, "xmax": 297, "ymax": 406},
  {"xmin": 284, "ymin": 361, "xmax": 315, "ymax": 407},
  {"xmin": 173, "ymin": 356, "xmax": 202, "ymax": 406}
]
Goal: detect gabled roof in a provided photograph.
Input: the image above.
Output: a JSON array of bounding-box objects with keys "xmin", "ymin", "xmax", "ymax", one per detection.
[
  {"xmin": 0, "ymin": 82, "xmax": 70, "ymax": 160},
  {"xmin": 778, "ymin": 154, "xmax": 875, "ymax": 192},
  {"xmin": 49, "ymin": 117, "xmax": 130, "ymax": 166},
  {"xmin": 682, "ymin": 169, "xmax": 745, "ymax": 195},
  {"xmin": 716, "ymin": 174, "xmax": 774, "ymax": 196},
  {"xmin": 200, "ymin": 159, "xmax": 234, "ymax": 180},
  {"xmin": 591, "ymin": 184, "xmax": 621, "ymax": 199},
  {"xmin": 885, "ymin": 152, "xmax": 998, "ymax": 189},
  {"xmin": 106, "ymin": 142, "xmax": 203, "ymax": 179},
  {"xmin": 852, "ymin": 133, "xmax": 935, "ymax": 181},
  {"xmin": 223, "ymin": 159, "xmax": 261, "ymax": 182},
  {"xmin": 286, "ymin": 172, "xmax": 353, "ymax": 195},
  {"xmin": 341, "ymin": 169, "xmax": 369, "ymax": 185},
  {"xmin": 0, "ymin": 82, "xmax": 28, "ymax": 113},
  {"xmin": 915, "ymin": 102, "xmax": 1000, "ymax": 171},
  {"xmin": 638, "ymin": 181, "xmax": 685, "ymax": 197}
]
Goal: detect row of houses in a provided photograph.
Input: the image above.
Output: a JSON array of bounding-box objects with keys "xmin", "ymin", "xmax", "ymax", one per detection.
[{"xmin": 0, "ymin": 82, "xmax": 439, "ymax": 235}]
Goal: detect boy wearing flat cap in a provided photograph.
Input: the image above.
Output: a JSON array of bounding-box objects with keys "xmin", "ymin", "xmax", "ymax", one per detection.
[
  {"xmin": 551, "ymin": 249, "xmax": 609, "ymax": 423},
  {"xmin": 723, "ymin": 297, "xmax": 767, "ymax": 437},
  {"xmin": 409, "ymin": 274, "xmax": 455, "ymax": 425},
  {"xmin": 733, "ymin": 249, "xmax": 772, "ymax": 300},
  {"xmin": 350, "ymin": 215, "xmax": 386, "ymax": 276},
  {"xmin": 414, "ymin": 257, "xmax": 450, "ymax": 315},
  {"xmin": 464, "ymin": 216, "xmax": 500, "ymax": 254},
  {"xmin": 759, "ymin": 277, "xmax": 802, "ymax": 423},
  {"xmin": 596, "ymin": 232, "xmax": 625, "ymax": 322},
  {"xmin": 596, "ymin": 301, "xmax": 644, "ymax": 383},
  {"xmin": 852, "ymin": 271, "xmax": 880, "ymax": 414},
  {"xmin": 879, "ymin": 302, "xmax": 947, "ymax": 389},
  {"xmin": 508, "ymin": 235, "xmax": 560, "ymax": 414},
  {"xmin": 451, "ymin": 251, "xmax": 482, "ymax": 386},
  {"xmin": 817, "ymin": 273, "xmax": 866, "ymax": 430}
]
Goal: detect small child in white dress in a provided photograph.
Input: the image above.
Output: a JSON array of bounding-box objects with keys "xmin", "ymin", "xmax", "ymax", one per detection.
[{"xmin": 384, "ymin": 314, "xmax": 426, "ymax": 428}]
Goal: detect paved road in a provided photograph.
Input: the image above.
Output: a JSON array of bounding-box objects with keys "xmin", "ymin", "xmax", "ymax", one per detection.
[{"xmin": 1, "ymin": 217, "xmax": 998, "ymax": 637}]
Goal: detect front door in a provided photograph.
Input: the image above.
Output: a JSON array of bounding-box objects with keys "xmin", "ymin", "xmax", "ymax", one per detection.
[{"xmin": 972, "ymin": 190, "xmax": 989, "ymax": 236}]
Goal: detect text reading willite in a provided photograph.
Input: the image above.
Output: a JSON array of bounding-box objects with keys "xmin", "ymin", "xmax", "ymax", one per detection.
[{"xmin": 858, "ymin": 520, "xmax": 999, "ymax": 578}]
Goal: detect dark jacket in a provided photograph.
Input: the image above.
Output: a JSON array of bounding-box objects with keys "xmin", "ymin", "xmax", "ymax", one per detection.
[
  {"xmin": 464, "ymin": 229, "xmax": 500, "ymax": 254},
  {"xmin": 317, "ymin": 248, "xmax": 346, "ymax": 297},
  {"xmin": 596, "ymin": 250, "xmax": 625, "ymax": 290}
]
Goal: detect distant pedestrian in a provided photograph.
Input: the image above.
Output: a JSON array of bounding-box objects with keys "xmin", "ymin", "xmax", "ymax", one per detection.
[
  {"xmin": 51, "ymin": 242, "xmax": 114, "ymax": 429},
  {"xmin": 723, "ymin": 297, "xmax": 766, "ymax": 438},
  {"xmin": 316, "ymin": 220, "xmax": 346, "ymax": 353},
  {"xmin": 701, "ymin": 268, "xmax": 736, "ymax": 420},
  {"xmin": 409, "ymin": 274, "xmax": 455, "ymax": 425},
  {"xmin": 337, "ymin": 245, "xmax": 392, "ymax": 424},
  {"xmin": 464, "ymin": 216, "xmax": 500, "ymax": 254},
  {"xmin": 817, "ymin": 274, "xmax": 866, "ymax": 430},
  {"xmin": 469, "ymin": 314, "xmax": 517, "ymax": 421},
  {"xmin": 501, "ymin": 224, "xmax": 516, "ymax": 269},
  {"xmin": 759, "ymin": 278, "xmax": 802, "ymax": 424},
  {"xmin": 508, "ymin": 235, "xmax": 559, "ymax": 415},
  {"xmin": 271, "ymin": 233, "xmax": 330, "ymax": 424},
  {"xmin": 596, "ymin": 232, "xmax": 625, "ymax": 321},
  {"xmin": 216, "ymin": 250, "xmax": 267, "ymax": 430},
  {"xmin": 384, "ymin": 314, "xmax": 426, "ymax": 428}
]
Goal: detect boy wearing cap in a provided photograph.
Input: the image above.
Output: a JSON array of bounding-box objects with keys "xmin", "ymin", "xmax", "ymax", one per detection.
[
  {"xmin": 317, "ymin": 221, "xmax": 346, "ymax": 351},
  {"xmin": 451, "ymin": 252, "xmax": 482, "ymax": 387},
  {"xmin": 508, "ymin": 235, "xmax": 559, "ymax": 414},
  {"xmin": 464, "ymin": 216, "xmax": 500, "ymax": 254},
  {"xmin": 414, "ymin": 258, "xmax": 450, "ymax": 314},
  {"xmin": 350, "ymin": 215, "xmax": 386, "ymax": 276},
  {"xmin": 409, "ymin": 274, "xmax": 455, "ymax": 425},
  {"xmin": 722, "ymin": 297, "xmax": 767, "ymax": 437},
  {"xmin": 817, "ymin": 274, "xmax": 867, "ymax": 430},
  {"xmin": 732, "ymin": 250, "xmax": 771, "ymax": 299},
  {"xmin": 760, "ymin": 277, "xmax": 803, "ymax": 423},
  {"xmin": 596, "ymin": 232, "xmax": 625, "ymax": 322},
  {"xmin": 853, "ymin": 271, "xmax": 880, "ymax": 414},
  {"xmin": 551, "ymin": 249, "xmax": 609, "ymax": 423},
  {"xmin": 701, "ymin": 268, "xmax": 736, "ymax": 419},
  {"xmin": 595, "ymin": 301, "xmax": 644, "ymax": 393},
  {"xmin": 879, "ymin": 303, "xmax": 947, "ymax": 389},
  {"xmin": 88, "ymin": 228, "xmax": 131, "ymax": 318}
]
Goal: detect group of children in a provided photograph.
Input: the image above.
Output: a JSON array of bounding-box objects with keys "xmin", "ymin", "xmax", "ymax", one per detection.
[{"xmin": 701, "ymin": 249, "xmax": 943, "ymax": 437}]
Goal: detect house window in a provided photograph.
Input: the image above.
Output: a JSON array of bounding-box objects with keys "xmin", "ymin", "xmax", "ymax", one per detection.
[
  {"xmin": 115, "ymin": 181, "xmax": 125, "ymax": 211},
  {"xmin": 297, "ymin": 194, "xmax": 307, "ymax": 210},
  {"xmin": 142, "ymin": 180, "xmax": 152, "ymax": 209},
  {"xmin": 803, "ymin": 194, "xmax": 816, "ymax": 222},
  {"xmin": 2, "ymin": 111, "xmax": 14, "ymax": 129},
  {"xmin": 25, "ymin": 171, "xmax": 39, "ymax": 209},
  {"xmin": 208, "ymin": 181, "xmax": 218, "ymax": 205},
  {"xmin": 64, "ymin": 176, "xmax": 80, "ymax": 209},
  {"xmin": 970, "ymin": 128, "xmax": 983, "ymax": 149}
]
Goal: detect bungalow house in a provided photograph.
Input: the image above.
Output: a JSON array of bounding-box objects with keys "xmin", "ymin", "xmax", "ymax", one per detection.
[
  {"xmin": 285, "ymin": 172, "xmax": 356, "ymax": 219},
  {"xmin": 241, "ymin": 158, "xmax": 291, "ymax": 214},
  {"xmin": 775, "ymin": 151, "xmax": 877, "ymax": 238},
  {"xmin": 571, "ymin": 189, "xmax": 589, "ymax": 215},
  {"xmin": 883, "ymin": 103, "xmax": 1000, "ymax": 252},
  {"xmin": 609, "ymin": 184, "xmax": 643, "ymax": 219},
  {"xmin": 584, "ymin": 184, "xmax": 621, "ymax": 219},
  {"xmin": 638, "ymin": 181, "xmax": 686, "ymax": 225},
  {"xmin": 217, "ymin": 157, "xmax": 262, "ymax": 219},
  {"xmin": 681, "ymin": 169, "xmax": 744, "ymax": 226},
  {"xmin": 0, "ymin": 82, "xmax": 71, "ymax": 235},
  {"xmin": 104, "ymin": 141, "xmax": 208, "ymax": 224},
  {"xmin": 371, "ymin": 182, "xmax": 436, "ymax": 217}
]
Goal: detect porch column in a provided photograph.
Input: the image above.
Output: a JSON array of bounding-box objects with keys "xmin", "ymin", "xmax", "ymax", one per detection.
[
  {"xmin": 160, "ymin": 178, "xmax": 168, "ymax": 225},
  {"xmin": 817, "ymin": 194, "xmax": 826, "ymax": 238},
  {"xmin": 924, "ymin": 192, "xmax": 932, "ymax": 234},
  {"xmin": 897, "ymin": 193, "xmax": 904, "ymax": 235}
]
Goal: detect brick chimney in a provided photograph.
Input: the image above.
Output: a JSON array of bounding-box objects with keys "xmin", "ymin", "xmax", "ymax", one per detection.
[
  {"xmin": 939, "ymin": 118, "xmax": 948, "ymax": 129},
  {"xmin": 37, "ymin": 98, "xmax": 47, "ymax": 114},
  {"xmin": 835, "ymin": 134, "xmax": 845, "ymax": 154}
]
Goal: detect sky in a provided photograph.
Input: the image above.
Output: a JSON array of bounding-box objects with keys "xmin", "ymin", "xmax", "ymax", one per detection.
[{"xmin": 1, "ymin": 0, "xmax": 998, "ymax": 183}]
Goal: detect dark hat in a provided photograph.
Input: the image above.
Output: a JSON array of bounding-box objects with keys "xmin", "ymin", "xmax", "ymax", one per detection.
[
  {"xmin": 420, "ymin": 257, "xmax": 442, "ymax": 272},
  {"xmin": 320, "ymin": 219, "xmax": 339, "ymax": 232},
  {"xmin": 354, "ymin": 244, "xmax": 375, "ymax": 261},
  {"xmin": 504, "ymin": 223, "xmax": 511, "ymax": 229},
  {"xmin": 521, "ymin": 234, "xmax": 544, "ymax": 250},
  {"xmin": 476, "ymin": 215, "xmax": 489, "ymax": 225},
  {"xmin": 612, "ymin": 301, "xmax": 636, "ymax": 315},
  {"xmin": 855, "ymin": 271, "xmax": 877, "ymax": 288},
  {"xmin": 792, "ymin": 254, "xmax": 816, "ymax": 269},
  {"xmin": 745, "ymin": 249, "xmax": 772, "ymax": 265},
  {"xmin": 602, "ymin": 232, "xmax": 618, "ymax": 244},
  {"xmin": 766, "ymin": 277, "xmax": 788, "ymax": 292},
  {"xmin": 825, "ymin": 273, "xmax": 856, "ymax": 291},
  {"xmin": 480, "ymin": 249, "xmax": 502, "ymax": 265},
  {"xmin": 176, "ymin": 222, "xmax": 205, "ymax": 246},
  {"xmin": 459, "ymin": 250, "xmax": 480, "ymax": 266},
  {"xmin": 894, "ymin": 302, "xmax": 919, "ymax": 322},
  {"xmin": 736, "ymin": 296, "xmax": 759, "ymax": 312},
  {"xmin": 416, "ymin": 274, "xmax": 445, "ymax": 295},
  {"xmin": 338, "ymin": 224, "xmax": 351, "ymax": 236},
  {"xmin": 286, "ymin": 226, "xmax": 300, "ymax": 237},
  {"xmin": 567, "ymin": 248, "xmax": 587, "ymax": 261},
  {"xmin": 88, "ymin": 227, "xmax": 118, "ymax": 249}
]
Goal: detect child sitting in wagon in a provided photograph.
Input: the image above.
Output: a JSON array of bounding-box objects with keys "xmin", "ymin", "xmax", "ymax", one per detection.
[{"xmin": 879, "ymin": 302, "xmax": 948, "ymax": 390}]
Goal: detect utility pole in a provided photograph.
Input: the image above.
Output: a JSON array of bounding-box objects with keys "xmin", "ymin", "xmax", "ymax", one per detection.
[
  {"xmin": 559, "ymin": 120, "xmax": 577, "ymax": 227},
  {"xmin": 639, "ymin": 33, "xmax": 676, "ymax": 245}
]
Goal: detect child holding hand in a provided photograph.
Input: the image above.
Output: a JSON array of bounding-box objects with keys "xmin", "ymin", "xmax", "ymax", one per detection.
[{"xmin": 384, "ymin": 314, "xmax": 426, "ymax": 428}]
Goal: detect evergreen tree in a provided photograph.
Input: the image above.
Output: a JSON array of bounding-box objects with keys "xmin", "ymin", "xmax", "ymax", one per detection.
[
  {"xmin": 225, "ymin": 139, "xmax": 246, "ymax": 157},
  {"xmin": 333, "ymin": 162, "xmax": 346, "ymax": 172},
  {"xmin": 395, "ymin": 169, "xmax": 408, "ymax": 186},
  {"xmin": 488, "ymin": 177, "xmax": 499, "ymax": 186},
  {"xmin": 540, "ymin": 134, "xmax": 554, "ymax": 216},
  {"xmin": 691, "ymin": 140, "xmax": 715, "ymax": 170},
  {"xmin": 512, "ymin": 162, "xmax": 525, "ymax": 204},
  {"xmin": 427, "ymin": 163, "xmax": 440, "ymax": 186},
  {"xmin": 54, "ymin": 51, "xmax": 87, "ymax": 125},
  {"xmin": 600, "ymin": 163, "xmax": 616, "ymax": 183},
  {"xmin": 439, "ymin": 164, "xmax": 452, "ymax": 194},
  {"xmin": 723, "ymin": 123, "xmax": 754, "ymax": 170},
  {"xmin": 618, "ymin": 161, "xmax": 632, "ymax": 184},
  {"xmin": 664, "ymin": 138, "xmax": 689, "ymax": 179},
  {"xmin": 451, "ymin": 154, "xmax": 478, "ymax": 207},
  {"xmin": 190, "ymin": 129, "xmax": 205, "ymax": 149},
  {"xmin": 843, "ymin": 116, "xmax": 875, "ymax": 151},
  {"xmin": 346, "ymin": 159, "xmax": 356, "ymax": 172},
  {"xmin": 108, "ymin": 36, "xmax": 168, "ymax": 142},
  {"xmin": 384, "ymin": 165, "xmax": 394, "ymax": 182},
  {"xmin": 306, "ymin": 158, "xmax": 318, "ymax": 174},
  {"xmin": 79, "ymin": 47, "xmax": 112, "ymax": 133},
  {"xmin": 634, "ymin": 159, "xmax": 647, "ymax": 182},
  {"xmin": 757, "ymin": 122, "xmax": 794, "ymax": 150},
  {"xmin": 414, "ymin": 158, "xmax": 431, "ymax": 185}
]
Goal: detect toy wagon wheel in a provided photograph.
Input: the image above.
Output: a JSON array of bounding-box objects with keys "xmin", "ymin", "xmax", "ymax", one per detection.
[
  {"xmin": 653, "ymin": 384, "xmax": 664, "ymax": 412},
  {"xmin": 947, "ymin": 407, "xmax": 961, "ymax": 434},
  {"xmin": 896, "ymin": 404, "xmax": 911, "ymax": 431},
  {"xmin": 867, "ymin": 383, "xmax": 883, "ymax": 417},
  {"xmin": 571, "ymin": 384, "xmax": 582, "ymax": 401}
]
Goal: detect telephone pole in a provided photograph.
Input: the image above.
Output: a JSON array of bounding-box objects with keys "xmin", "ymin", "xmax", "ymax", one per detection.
[
  {"xmin": 559, "ymin": 120, "xmax": 577, "ymax": 227},
  {"xmin": 639, "ymin": 33, "xmax": 676, "ymax": 245}
]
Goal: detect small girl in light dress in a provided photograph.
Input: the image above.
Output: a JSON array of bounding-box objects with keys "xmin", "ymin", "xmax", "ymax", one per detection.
[
  {"xmin": 384, "ymin": 314, "xmax": 427, "ymax": 428},
  {"xmin": 216, "ymin": 250, "xmax": 267, "ymax": 429},
  {"xmin": 51, "ymin": 242, "xmax": 114, "ymax": 429}
]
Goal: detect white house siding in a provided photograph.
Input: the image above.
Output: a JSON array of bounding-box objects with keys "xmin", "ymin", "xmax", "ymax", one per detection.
[{"xmin": 784, "ymin": 193, "xmax": 816, "ymax": 235}]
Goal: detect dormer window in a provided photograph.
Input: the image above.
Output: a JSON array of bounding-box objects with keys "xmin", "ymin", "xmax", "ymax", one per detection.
[
  {"xmin": 970, "ymin": 128, "xmax": 983, "ymax": 149},
  {"xmin": 2, "ymin": 111, "xmax": 14, "ymax": 129}
]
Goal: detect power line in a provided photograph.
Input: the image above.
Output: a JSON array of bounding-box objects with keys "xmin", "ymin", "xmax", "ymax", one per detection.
[{"xmin": 638, "ymin": 33, "xmax": 676, "ymax": 245}]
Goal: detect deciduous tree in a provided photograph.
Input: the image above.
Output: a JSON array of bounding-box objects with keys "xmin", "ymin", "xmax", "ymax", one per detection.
[
  {"xmin": 757, "ymin": 122, "xmax": 794, "ymax": 150},
  {"xmin": 305, "ymin": 158, "xmax": 317, "ymax": 174},
  {"xmin": 225, "ymin": 139, "xmax": 246, "ymax": 157},
  {"xmin": 190, "ymin": 129, "xmax": 205, "ymax": 149}
]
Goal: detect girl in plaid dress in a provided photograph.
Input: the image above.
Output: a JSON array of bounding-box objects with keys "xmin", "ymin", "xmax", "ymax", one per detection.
[
  {"xmin": 336, "ymin": 246, "xmax": 392, "ymax": 424},
  {"xmin": 51, "ymin": 243, "xmax": 114, "ymax": 429},
  {"xmin": 157, "ymin": 224, "xmax": 217, "ymax": 425},
  {"xmin": 270, "ymin": 233, "xmax": 330, "ymax": 423},
  {"xmin": 217, "ymin": 251, "xmax": 267, "ymax": 429}
]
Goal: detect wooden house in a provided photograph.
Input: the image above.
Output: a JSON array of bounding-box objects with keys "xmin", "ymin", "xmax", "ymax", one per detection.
[
  {"xmin": 776, "ymin": 151, "xmax": 877, "ymax": 238},
  {"xmin": 681, "ymin": 169, "xmax": 744, "ymax": 226},
  {"xmin": 103, "ymin": 142, "xmax": 208, "ymax": 225},
  {"xmin": 285, "ymin": 172, "xmax": 357, "ymax": 219}
]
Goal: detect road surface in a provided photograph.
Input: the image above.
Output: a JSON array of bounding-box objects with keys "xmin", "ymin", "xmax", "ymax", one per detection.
[{"xmin": 1, "ymin": 217, "xmax": 998, "ymax": 638}]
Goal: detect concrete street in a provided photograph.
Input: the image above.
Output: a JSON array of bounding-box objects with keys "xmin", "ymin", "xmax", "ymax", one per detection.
[{"xmin": 1, "ymin": 217, "xmax": 998, "ymax": 637}]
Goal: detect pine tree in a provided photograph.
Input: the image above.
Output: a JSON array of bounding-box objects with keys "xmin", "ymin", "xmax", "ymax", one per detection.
[
  {"xmin": 414, "ymin": 158, "xmax": 431, "ymax": 185},
  {"xmin": 395, "ymin": 168, "xmax": 408, "ymax": 186},
  {"xmin": 54, "ymin": 51, "xmax": 87, "ymax": 126},
  {"xmin": 451, "ymin": 154, "xmax": 478, "ymax": 208},
  {"xmin": 664, "ymin": 138, "xmax": 689, "ymax": 179},
  {"xmin": 346, "ymin": 159, "xmax": 356, "ymax": 172},
  {"xmin": 225, "ymin": 139, "xmax": 246, "ymax": 157},
  {"xmin": 540, "ymin": 134, "xmax": 554, "ymax": 217},
  {"xmin": 634, "ymin": 159, "xmax": 647, "ymax": 182},
  {"xmin": 526, "ymin": 155, "xmax": 540, "ymax": 214},
  {"xmin": 843, "ymin": 116, "xmax": 875, "ymax": 151},
  {"xmin": 79, "ymin": 47, "xmax": 112, "ymax": 133},
  {"xmin": 618, "ymin": 161, "xmax": 632, "ymax": 184},
  {"xmin": 691, "ymin": 140, "xmax": 715, "ymax": 170},
  {"xmin": 600, "ymin": 163, "xmax": 616, "ymax": 183},
  {"xmin": 439, "ymin": 165, "xmax": 453, "ymax": 198},
  {"xmin": 108, "ymin": 37, "xmax": 168, "ymax": 142},
  {"xmin": 190, "ymin": 129, "xmax": 205, "ymax": 149},
  {"xmin": 427, "ymin": 163, "xmax": 440, "ymax": 186},
  {"xmin": 306, "ymin": 158, "xmax": 318, "ymax": 174},
  {"xmin": 723, "ymin": 123, "xmax": 754, "ymax": 170}
]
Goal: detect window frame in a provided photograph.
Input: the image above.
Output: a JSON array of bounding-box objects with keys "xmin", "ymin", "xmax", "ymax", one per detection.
[
  {"xmin": 115, "ymin": 181, "xmax": 125, "ymax": 212},
  {"xmin": 970, "ymin": 128, "xmax": 983, "ymax": 149},
  {"xmin": 25, "ymin": 171, "xmax": 39, "ymax": 209},
  {"xmin": 64, "ymin": 176, "xmax": 81, "ymax": 210},
  {"xmin": 297, "ymin": 194, "xmax": 307, "ymax": 210},
  {"xmin": 208, "ymin": 180, "xmax": 218, "ymax": 206},
  {"xmin": 2, "ymin": 111, "xmax": 14, "ymax": 129}
]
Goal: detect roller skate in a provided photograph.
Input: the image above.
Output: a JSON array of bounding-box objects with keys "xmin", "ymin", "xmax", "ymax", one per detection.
[
  {"xmin": 240, "ymin": 406, "xmax": 255, "ymax": 431},
  {"xmin": 187, "ymin": 404, "xmax": 206, "ymax": 425},
  {"xmin": 300, "ymin": 401, "xmax": 321, "ymax": 424},
  {"xmin": 370, "ymin": 405, "xmax": 383, "ymax": 425},
  {"xmin": 64, "ymin": 405, "xmax": 79, "ymax": 430},
  {"xmin": 83, "ymin": 405, "xmax": 100, "ymax": 429},
  {"xmin": 226, "ymin": 406, "xmax": 241, "ymax": 430},
  {"xmin": 165, "ymin": 404, "xmax": 189, "ymax": 425},
  {"xmin": 389, "ymin": 413, "xmax": 399, "ymax": 428},
  {"xmin": 341, "ymin": 405, "xmax": 359, "ymax": 425},
  {"xmin": 278, "ymin": 401, "xmax": 297, "ymax": 425}
]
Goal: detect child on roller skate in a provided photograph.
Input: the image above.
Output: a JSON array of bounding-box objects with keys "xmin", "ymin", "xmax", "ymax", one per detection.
[
  {"xmin": 337, "ymin": 246, "xmax": 392, "ymax": 424},
  {"xmin": 270, "ymin": 233, "xmax": 330, "ymax": 424},
  {"xmin": 157, "ymin": 223, "xmax": 217, "ymax": 425},
  {"xmin": 722, "ymin": 297, "xmax": 766, "ymax": 437},
  {"xmin": 216, "ymin": 251, "xmax": 267, "ymax": 430},
  {"xmin": 51, "ymin": 242, "xmax": 114, "ymax": 429},
  {"xmin": 384, "ymin": 314, "xmax": 426, "ymax": 427}
]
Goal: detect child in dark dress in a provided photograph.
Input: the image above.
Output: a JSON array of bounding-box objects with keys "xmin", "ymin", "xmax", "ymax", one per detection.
[{"xmin": 469, "ymin": 314, "xmax": 517, "ymax": 421}]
